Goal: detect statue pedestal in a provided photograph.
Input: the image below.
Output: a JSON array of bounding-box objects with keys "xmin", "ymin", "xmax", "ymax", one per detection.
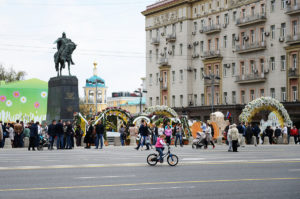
[{"xmin": 46, "ymin": 76, "xmax": 79, "ymax": 122}]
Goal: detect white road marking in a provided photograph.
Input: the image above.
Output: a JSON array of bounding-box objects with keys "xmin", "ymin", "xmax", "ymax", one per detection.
[
  {"xmin": 182, "ymin": 158, "xmax": 205, "ymax": 161},
  {"xmin": 289, "ymin": 169, "xmax": 300, "ymax": 172},
  {"xmin": 74, "ymin": 175, "xmax": 136, "ymax": 180}
]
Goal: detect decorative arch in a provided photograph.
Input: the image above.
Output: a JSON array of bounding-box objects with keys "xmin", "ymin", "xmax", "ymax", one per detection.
[
  {"xmin": 144, "ymin": 105, "xmax": 178, "ymax": 118},
  {"xmin": 133, "ymin": 116, "xmax": 151, "ymax": 124},
  {"xmin": 239, "ymin": 97, "xmax": 292, "ymax": 127},
  {"xmin": 94, "ymin": 107, "xmax": 133, "ymax": 127}
]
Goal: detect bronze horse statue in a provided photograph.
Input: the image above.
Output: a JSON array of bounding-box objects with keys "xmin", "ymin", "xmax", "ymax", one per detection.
[{"xmin": 54, "ymin": 33, "xmax": 77, "ymax": 76}]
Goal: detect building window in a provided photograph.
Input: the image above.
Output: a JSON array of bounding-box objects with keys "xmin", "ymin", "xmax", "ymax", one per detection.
[
  {"xmin": 281, "ymin": 87, "xmax": 286, "ymax": 102},
  {"xmin": 180, "ymin": 44, "xmax": 183, "ymax": 55},
  {"xmin": 224, "ymin": 92, "xmax": 228, "ymax": 104},
  {"xmin": 270, "ymin": 57, "xmax": 275, "ymax": 71},
  {"xmin": 260, "ymin": 89, "xmax": 265, "ymax": 97},
  {"xmin": 156, "ymin": 73, "xmax": 159, "ymax": 85},
  {"xmin": 156, "ymin": 49, "xmax": 159, "ymax": 61},
  {"xmin": 232, "ymin": 63, "xmax": 236, "ymax": 76},
  {"xmin": 260, "ymin": 27, "xmax": 265, "ymax": 42},
  {"xmin": 194, "ymin": 94, "xmax": 197, "ymax": 106},
  {"xmin": 232, "ymin": 34, "xmax": 236, "ymax": 48},
  {"xmin": 200, "ymin": 41, "xmax": 204, "ymax": 52},
  {"xmin": 292, "ymin": 20, "xmax": 298, "ymax": 36},
  {"xmin": 149, "ymin": 50, "xmax": 152, "ymax": 61},
  {"xmin": 194, "ymin": 69, "xmax": 197, "ymax": 80},
  {"xmin": 260, "ymin": 59, "xmax": 265, "ymax": 73},
  {"xmin": 216, "ymin": 93, "xmax": 220, "ymax": 105},
  {"xmin": 232, "ymin": 91, "xmax": 236, "ymax": 104},
  {"xmin": 241, "ymin": 90, "xmax": 245, "ymax": 104},
  {"xmin": 250, "ymin": 90, "xmax": 255, "ymax": 101},
  {"xmin": 216, "ymin": 38, "xmax": 219, "ymax": 50},
  {"xmin": 180, "ymin": 22, "xmax": 183, "ymax": 32},
  {"xmin": 180, "ymin": 69, "xmax": 183, "ymax": 81},
  {"xmin": 292, "ymin": 54, "xmax": 297, "ymax": 69},
  {"xmin": 172, "ymin": 95, "xmax": 175, "ymax": 107},
  {"xmin": 233, "ymin": 11, "xmax": 237, "ymax": 21},
  {"xmin": 292, "ymin": 86, "xmax": 298, "ymax": 102},
  {"xmin": 172, "ymin": 45, "xmax": 175, "ymax": 57},
  {"xmin": 216, "ymin": 15, "xmax": 220, "ymax": 25},
  {"xmin": 201, "ymin": 68, "xmax": 204, "ymax": 79},
  {"xmin": 250, "ymin": 60, "xmax": 255, "ymax": 74},
  {"xmin": 172, "ymin": 71, "xmax": 175, "ymax": 82},
  {"xmin": 271, "ymin": 0, "xmax": 275, "ymax": 12},
  {"xmin": 163, "ymin": 95, "xmax": 167, "ymax": 106},
  {"xmin": 270, "ymin": 88, "xmax": 275, "ymax": 98},
  {"xmin": 261, "ymin": 4, "xmax": 265, "ymax": 14},
  {"xmin": 281, "ymin": 55, "xmax": 286, "ymax": 70},
  {"xmin": 223, "ymin": 65, "xmax": 227, "ymax": 77},
  {"xmin": 172, "ymin": 24, "xmax": 176, "ymax": 34},
  {"xmin": 251, "ymin": 6, "xmax": 255, "ymax": 16},
  {"xmin": 224, "ymin": 13, "xmax": 229, "ymax": 25},
  {"xmin": 201, "ymin": 19, "xmax": 205, "ymax": 29},
  {"xmin": 242, "ymin": 9, "xmax": 246, "ymax": 18},
  {"xmin": 250, "ymin": 30, "xmax": 255, "ymax": 43},
  {"xmin": 281, "ymin": 0, "xmax": 286, "ymax": 9},
  {"xmin": 149, "ymin": 74, "xmax": 152, "ymax": 85},
  {"xmin": 271, "ymin": 25, "xmax": 275, "ymax": 39},
  {"xmin": 241, "ymin": 61, "xmax": 245, "ymax": 75},
  {"xmin": 281, "ymin": 23, "xmax": 286, "ymax": 37},
  {"xmin": 194, "ymin": 21, "xmax": 198, "ymax": 31},
  {"xmin": 180, "ymin": 95, "xmax": 183, "ymax": 106},
  {"xmin": 208, "ymin": 39, "xmax": 211, "ymax": 50},
  {"xmin": 149, "ymin": 97, "xmax": 153, "ymax": 106},
  {"xmin": 149, "ymin": 30, "xmax": 152, "ymax": 39},
  {"xmin": 156, "ymin": 97, "xmax": 159, "ymax": 105},
  {"xmin": 224, "ymin": 35, "xmax": 227, "ymax": 48},
  {"xmin": 201, "ymin": 94, "xmax": 205, "ymax": 105}
]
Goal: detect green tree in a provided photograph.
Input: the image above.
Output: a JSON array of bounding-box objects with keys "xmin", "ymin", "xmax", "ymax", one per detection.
[{"xmin": 0, "ymin": 64, "xmax": 26, "ymax": 83}]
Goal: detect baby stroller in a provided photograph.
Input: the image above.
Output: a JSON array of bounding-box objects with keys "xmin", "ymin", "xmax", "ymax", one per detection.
[
  {"xmin": 192, "ymin": 132, "xmax": 206, "ymax": 149},
  {"xmin": 37, "ymin": 135, "xmax": 49, "ymax": 151}
]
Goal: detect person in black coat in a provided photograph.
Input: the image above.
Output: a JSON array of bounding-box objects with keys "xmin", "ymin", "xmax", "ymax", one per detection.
[
  {"xmin": 65, "ymin": 121, "xmax": 74, "ymax": 149},
  {"xmin": 28, "ymin": 121, "xmax": 38, "ymax": 151},
  {"xmin": 245, "ymin": 124, "xmax": 253, "ymax": 144},
  {"xmin": 55, "ymin": 120, "xmax": 64, "ymax": 149},
  {"xmin": 75, "ymin": 125, "xmax": 83, "ymax": 147},
  {"xmin": 47, "ymin": 120, "xmax": 56, "ymax": 150},
  {"xmin": 265, "ymin": 126, "xmax": 274, "ymax": 144},
  {"xmin": 95, "ymin": 120, "xmax": 105, "ymax": 149},
  {"xmin": 252, "ymin": 124, "xmax": 261, "ymax": 145},
  {"xmin": 84, "ymin": 121, "xmax": 93, "ymax": 149}
]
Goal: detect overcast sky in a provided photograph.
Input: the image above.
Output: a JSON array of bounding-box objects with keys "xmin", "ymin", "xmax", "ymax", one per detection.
[{"xmin": 0, "ymin": 0, "xmax": 154, "ymax": 97}]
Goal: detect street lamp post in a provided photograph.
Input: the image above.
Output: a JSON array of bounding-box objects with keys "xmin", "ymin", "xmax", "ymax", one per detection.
[
  {"xmin": 134, "ymin": 88, "xmax": 147, "ymax": 114},
  {"xmin": 204, "ymin": 72, "xmax": 221, "ymax": 114}
]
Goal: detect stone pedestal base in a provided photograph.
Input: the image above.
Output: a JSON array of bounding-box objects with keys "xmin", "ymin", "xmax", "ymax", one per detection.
[
  {"xmin": 4, "ymin": 138, "xmax": 12, "ymax": 148},
  {"xmin": 217, "ymin": 136, "xmax": 223, "ymax": 145},
  {"xmin": 114, "ymin": 137, "xmax": 121, "ymax": 146},
  {"xmin": 277, "ymin": 136, "xmax": 283, "ymax": 144},
  {"xmin": 289, "ymin": 137, "xmax": 295, "ymax": 144},
  {"xmin": 263, "ymin": 137, "xmax": 270, "ymax": 145},
  {"xmin": 46, "ymin": 76, "xmax": 79, "ymax": 122},
  {"xmin": 24, "ymin": 137, "xmax": 29, "ymax": 148},
  {"xmin": 251, "ymin": 136, "xmax": 257, "ymax": 145},
  {"xmin": 130, "ymin": 137, "xmax": 136, "ymax": 146}
]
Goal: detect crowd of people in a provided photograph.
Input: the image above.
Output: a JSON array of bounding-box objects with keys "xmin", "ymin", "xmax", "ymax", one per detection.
[{"xmin": 224, "ymin": 123, "xmax": 300, "ymax": 152}]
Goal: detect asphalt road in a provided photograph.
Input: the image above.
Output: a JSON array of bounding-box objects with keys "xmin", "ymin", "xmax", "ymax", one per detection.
[{"xmin": 0, "ymin": 145, "xmax": 299, "ymax": 199}]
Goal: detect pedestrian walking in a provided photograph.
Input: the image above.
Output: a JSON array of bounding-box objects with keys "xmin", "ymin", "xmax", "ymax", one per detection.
[
  {"xmin": 151, "ymin": 123, "xmax": 158, "ymax": 145},
  {"xmin": 227, "ymin": 125, "xmax": 233, "ymax": 152},
  {"xmin": 252, "ymin": 124, "xmax": 260, "ymax": 145},
  {"xmin": 265, "ymin": 126, "xmax": 274, "ymax": 144},
  {"xmin": 175, "ymin": 123, "xmax": 183, "ymax": 147},
  {"xmin": 229, "ymin": 124, "xmax": 239, "ymax": 152},
  {"xmin": 65, "ymin": 121, "xmax": 73, "ymax": 149},
  {"xmin": 274, "ymin": 126, "xmax": 282, "ymax": 144},
  {"xmin": 135, "ymin": 120, "xmax": 149, "ymax": 150},
  {"xmin": 0, "ymin": 121, "xmax": 3, "ymax": 148},
  {"xmin": 84, "ymin": 121, "xmax": 93, "ymax": 149},
  {"xmin": 8, "ymin": 123, "xmax": 14, "ymax": 147},
  {"xmin": 28, "ymin": 121, "xmax": 38, "ymax": 151},
  {"xmin": 158, "ymin": 123, "xmax": 164, "ymax": 136},
  {"xmin": 55, "ymin": 120, "xmax": 64, "ymax": 149},
  {"xmin": 75, "ymin": 125, "xmax": 83, "ymax": 147},
  {"xmin": 95, "ymin": 120, "xmax": 105, "ymax": 149},
  {"xmin": 282, "ymin": 125, "xmax": 288, "ymax": 144},
  {"xmin": 119, "ymin": 125, "xmax": 126, "ymax": 146},
  {"xmin": 47, "ymin": 120, "xmax": 56, "ymax": 150},
  {"xmin": 164, "ymin": 125, "xmax": 172, "ymax": 145},
  {"xmin": 204, "ymin": 123, "xmax": 215, "ymax": 149},
  {"xmin": 290, "ymin": 126, "xmax": 299, "ymax": 144}
]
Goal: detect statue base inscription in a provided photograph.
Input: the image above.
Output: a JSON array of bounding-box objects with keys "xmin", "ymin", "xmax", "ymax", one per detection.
[{"xmin": 46, "ymin": 76, "xmax": 79, "ymax": 122}]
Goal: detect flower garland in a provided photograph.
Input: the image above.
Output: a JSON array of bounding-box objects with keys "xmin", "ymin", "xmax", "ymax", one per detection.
[{"xmin": 239, "ymin": 97, "xmax": 292, "ymax": 127}]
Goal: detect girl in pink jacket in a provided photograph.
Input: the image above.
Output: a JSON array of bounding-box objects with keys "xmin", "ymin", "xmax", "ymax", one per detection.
[
  {"xmin": 155, "ymin": 134, "xmax": 167, "ymax": 163},
  {"xmin": 164, "ymin": 125, "xmax": 172, "ymax": 145}
]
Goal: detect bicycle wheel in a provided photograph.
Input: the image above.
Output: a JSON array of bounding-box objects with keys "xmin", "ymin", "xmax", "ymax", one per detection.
[
  {"xmin": 167, "ymin": 154, "xmax": 178, "ymax": 166},
  {"xmin": 147, "ymin": 154, "xmax": 158, "ymax": 166}
]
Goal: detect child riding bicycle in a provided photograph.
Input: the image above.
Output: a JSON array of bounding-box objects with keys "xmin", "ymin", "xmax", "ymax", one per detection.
[{"xmin": 155, "ymin": 134, "xmax": 167, "ymax": 163}]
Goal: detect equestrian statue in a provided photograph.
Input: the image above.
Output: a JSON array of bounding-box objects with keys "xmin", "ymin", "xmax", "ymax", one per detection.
[{"xmin": 54, "ymin": 32, "xmax": 77, "ymax": 76}]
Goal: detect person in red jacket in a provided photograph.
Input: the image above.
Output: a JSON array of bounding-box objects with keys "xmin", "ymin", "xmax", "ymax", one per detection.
[{"xmin": 290, "ymin": 126, "xmax": 299, "ymax": 144}]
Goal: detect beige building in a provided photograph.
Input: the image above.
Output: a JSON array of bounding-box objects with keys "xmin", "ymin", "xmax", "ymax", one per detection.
[
  {"xmin": 142, "ymin": 0, "xmax": 300, "ymax": 124},
  {"xmin": 83, "ymin": 63, "xmax": 107, "ymax": 114}
]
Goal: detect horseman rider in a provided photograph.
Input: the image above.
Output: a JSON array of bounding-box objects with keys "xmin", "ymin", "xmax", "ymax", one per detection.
[{"xmin": 54, "ymin": 32, "xmax": 75, "ymax": 65}]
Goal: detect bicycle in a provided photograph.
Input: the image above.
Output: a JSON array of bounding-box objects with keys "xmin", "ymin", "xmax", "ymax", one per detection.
[{"xmin": 147, "ymin": 146, "xmax": 179, "ymax": 166}]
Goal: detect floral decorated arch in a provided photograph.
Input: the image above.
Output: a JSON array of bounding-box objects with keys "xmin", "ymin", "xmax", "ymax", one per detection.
[
  {"xmin": 95, "ymin": 107, "xmax": 132, "ymax": 125},
  {"xmin": 239, "ymin": 97, "xmax": 292, "ymax": 127},
  {"xmin": 144, "ymin": 105, "xmax": 178, "ymax": 118}
]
